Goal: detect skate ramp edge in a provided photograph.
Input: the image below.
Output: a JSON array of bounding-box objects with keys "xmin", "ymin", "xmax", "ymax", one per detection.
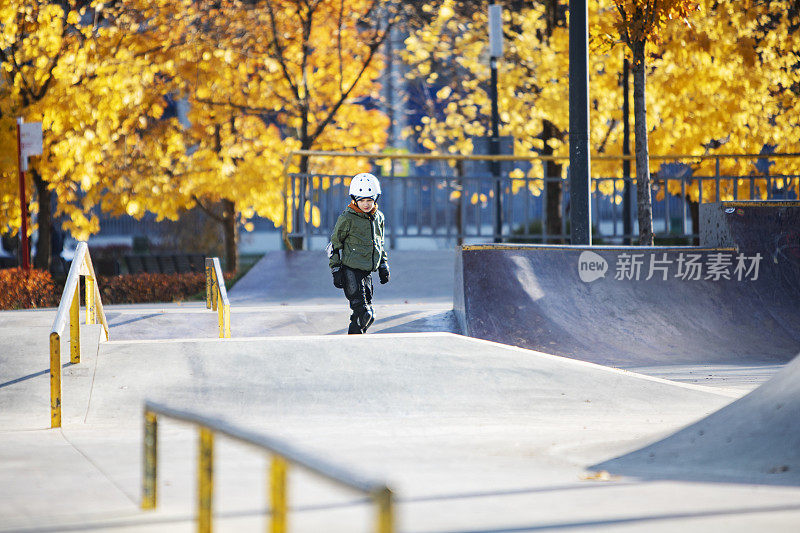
[
  {"xmin": 87, "ymin": 331, "xmax": 738, "ymax": 425},
  {"xmin": 592, "ymin": 349, "xmax": 800, "ymax": 486},
  {"xmin": 454, "ymin": 243, "xmax": 800, "ymax": 366}
]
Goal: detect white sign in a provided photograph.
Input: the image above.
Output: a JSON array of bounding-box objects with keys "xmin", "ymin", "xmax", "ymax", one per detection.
[
  {"xmin": 578, "ymin": 252, "xmax": 763, "ymax": 283},
  {"xmin": 18, "ymin": 120, "xmax": 42, "ymax": 171},
  {"xmin": 488, "ymin": 5, "xmax": 503, "ymax": 58},
  {"xmin": 20, "ymin": 122, "xmax": 43, "ymax": 156},
  {"xmin": 578, "ymin": 251, "xmax": 608, "ymax": 282}
]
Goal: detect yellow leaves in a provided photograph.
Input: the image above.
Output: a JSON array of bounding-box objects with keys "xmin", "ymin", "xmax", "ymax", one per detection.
[
  {"xmin": 581, "ymin": 470, "xmax": 619, "ymax": 482},
  {"xmin": 509, "ymin": 168, "xmax": 525, "ymax": 179},
  {"xmin": 149, "ymin": 103, "xmax": 164, "ymax": 119},
  {"xmin": 440, "ymin": 4, "xmax": 455, "ymax": 21},
  {"xmin": 470, "ymin": 192, "xmax": 488, "ymax": 206},
  {"xmin": 422, "ymin": 138, "xmax": 437, "ymax": 151},
  {"xmin": 125, "ymin": 200, "xmax": 141, "ymax": 217},
  {"xmin": 304, "ymin": 202, "xmax": 321, "ymax": 227}
]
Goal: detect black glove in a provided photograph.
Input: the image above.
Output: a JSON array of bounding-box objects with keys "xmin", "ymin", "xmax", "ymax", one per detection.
[
  {"xmin": 378, "ymin": 263, "xmax": 390, "ymax": 284},
  {"xmin": 332, "ymin": 267, "xmax": 345, "ymax": 288}
]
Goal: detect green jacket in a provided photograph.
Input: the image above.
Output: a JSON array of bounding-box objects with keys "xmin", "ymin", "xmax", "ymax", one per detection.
[{"xmin": 329, "ymin": 205, "xmax": 388, "ymax": 272}]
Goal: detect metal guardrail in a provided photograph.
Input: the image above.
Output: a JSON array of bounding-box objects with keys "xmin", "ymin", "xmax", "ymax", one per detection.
[
  {"xmin": 142, "ymin": 401, "xmax": 394, "ymax": 533},
  {"xmin": 204, "ymin": 258, "xmax": 230, "ymax": 338},
  {"xmin": 49, "ymin": 241, "xmax": 109, "ymax": 428},
  {"xmin": 282, "ymin": 150, "xmax": 800, "ymax": 247}
]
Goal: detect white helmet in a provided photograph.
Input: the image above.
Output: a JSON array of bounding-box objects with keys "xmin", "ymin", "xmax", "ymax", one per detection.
[{"xmin": 349, "ymin": 172, "xmax": 381, "ymax": 200}]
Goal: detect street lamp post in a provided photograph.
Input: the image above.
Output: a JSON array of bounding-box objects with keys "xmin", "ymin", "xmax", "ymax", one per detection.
[
  {"xmin": 489, "ymin": 4, "xmax": 503, "ymax": 243},
  {"xmin": 622, "ymin": 57, "xmax": 634, "ymax": 244},
  {"xmin": 569, "ymin": 0, "xmax": 592, "ymax": 244}
]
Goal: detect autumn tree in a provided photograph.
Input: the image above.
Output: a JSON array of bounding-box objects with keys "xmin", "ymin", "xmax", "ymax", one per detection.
[
  {"xmin": 96, "ymin": 0, "xmax": 398, "ymax": 266},
  {"xmin": 638, "ymin": 0, "xmax": 800, "ymax": 208},
  {"xmin": 402, "ymin": 0, "xmax": 800, "ymax": 242},
  {"xmin": 401, "ymin": 1, "xmax": 606, "ymax": 240},
  {"xmin": 0, "ymin": 0, "xmax": 178, "ymax": 268},
  {"xmin": 253, "ymin": 0, "xmax": 398, "ymax": 249},
  {"xmin": 610, "ymin": 0, "xmax": 699, "ymax": 245}
]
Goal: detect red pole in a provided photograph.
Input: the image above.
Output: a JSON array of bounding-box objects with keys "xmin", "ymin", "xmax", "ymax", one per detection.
[{"xmin": 16, "ymin": 118, "xmax": 30, "ymax": 271}]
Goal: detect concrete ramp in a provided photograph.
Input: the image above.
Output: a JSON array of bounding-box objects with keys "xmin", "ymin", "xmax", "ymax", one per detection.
[
  {"xmin": 229, "ymin": 250, "xmax": 455, "ymax": 305},
  {"xmin": 4, "ymin": 311, "xmax": 800, "ymax": 530},
  {"xmin": 593, "ymin": 350, "xmax": 800, "ymax": 486},
  {"xmin": 455, "ymin": 243, "xmax": 800, "ymax": 366},
  {"xmin": 86, "ymin": 333, "xmax": 732, "ymax": 426},
  {"xmin": 1, "ymin": 331, "xmax": 737, "ymax": 531}
]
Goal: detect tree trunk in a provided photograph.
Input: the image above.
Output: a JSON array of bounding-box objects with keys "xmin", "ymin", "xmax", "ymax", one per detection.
[
  {"xmin": 632, "ymin": 41, "xmax": 654, "ymax": 245},
  {"xmin": 221, "ymin": 199, "xmax": 238, "ymax": 273},
  {"xmin": 32, "ymin": 169, "xmax": 52, "ymax": 271},
  {"xmin": 542, "ymin": 2, "xmax": 563, "ymax": 244},
  {"xmin": 687, "ymin": 196, "xmax": 700, "ymax": 246},
  {"xmin": 542, "ymin": 121, "xmax": 563, "ymax": 243}
]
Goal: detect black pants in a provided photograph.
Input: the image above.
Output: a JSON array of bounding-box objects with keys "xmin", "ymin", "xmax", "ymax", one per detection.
[{"xmin": 342, "ymin": 267, "xmax": 374, "ymax": 334}]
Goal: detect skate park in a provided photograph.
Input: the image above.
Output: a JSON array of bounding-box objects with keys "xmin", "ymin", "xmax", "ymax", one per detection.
[{"xmin": 1, "ymin": 200, "xmax": 799, "ymax": 532}]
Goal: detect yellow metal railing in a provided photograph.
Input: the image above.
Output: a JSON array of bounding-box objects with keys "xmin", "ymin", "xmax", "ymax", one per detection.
[
  {"xmin": 142, "ymin": 401, "xmax": 395, "ymax": 533},
  {"xmin": 49, "ymin": 241, "xmax": 109, "ymax": 428},
  {"xmin": 204, "ymin": 257, "xmax": 230, "ymax": 338},
  {"xmin": 281, "ymin": 149, "xmax": 800, "ymax": 248}
]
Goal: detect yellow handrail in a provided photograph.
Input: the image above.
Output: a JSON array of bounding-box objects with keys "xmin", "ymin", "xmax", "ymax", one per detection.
[
  {"xmin": 204, "ymin": 257, "xmax": 230, "ymax": 338},
  {"xmin": 281, "ymin": 149, "xmax": 800, "ymax": 248},
  {"xmin": 142, "ymin": 401, "xmax": 394, "ymax": 533},
  {"xmin": 49, "ymin": 242, "xmax": 109, "ymax": 428},
  {"xmin": 284, "ymin": 149, "xmax": 800, "ymax": 163}
]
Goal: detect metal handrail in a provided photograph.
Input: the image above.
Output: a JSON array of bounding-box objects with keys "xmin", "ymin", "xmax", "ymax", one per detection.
[
  {"xmin": 204, "ymin": 257, "xmax": 230, "ymax": 338},
  {"xmin": 285, "ymin": 149, "xmax": 800, "ymax": 163},
  {"xmin": 142, "ymin": 401, "xmax": 394, "ymax": 533},
  {"xmin": 281, "ymin": 149, "xmax": 800, "ymax": 248},
  {"xmin": 49, "ymin": 241, "xmax": 109, "ymax": 428}
]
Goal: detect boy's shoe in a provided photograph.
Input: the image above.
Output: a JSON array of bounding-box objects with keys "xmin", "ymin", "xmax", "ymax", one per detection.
[
  {"xmin": 348, "ymin": 321, "xmax": 362, "ymax": 334},
  {"xmin": 359, "ymin": 308, "xmax": 375, "ymax": 332}
]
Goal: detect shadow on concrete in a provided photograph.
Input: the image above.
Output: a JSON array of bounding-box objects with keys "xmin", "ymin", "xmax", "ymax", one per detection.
[
  {"xmin": 420, "ymin": 503, "xmax": 800, "ymax": 533},
  {"xmin": 107, "ymin": 313, "xmax": 161, "ymax": 328},
  {"xmin": 0, "ymin": 362, "xmax": 76, "ymax": 389},
  {"xmin": 327, "ymin": 310, "xmax": 458, "ymax": 336},
  {"xmin": 592, "ymin": 352, "xmax": 800, "ymax": 488}
]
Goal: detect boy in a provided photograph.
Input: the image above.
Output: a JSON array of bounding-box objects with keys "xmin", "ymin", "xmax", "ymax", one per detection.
[{"xmin": 328, "ymin": 172, "xmax": 390, "ymax": 334}]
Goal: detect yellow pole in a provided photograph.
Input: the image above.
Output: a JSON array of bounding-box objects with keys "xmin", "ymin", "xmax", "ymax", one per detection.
[
  {"xmin": 85, "ymin": 275, "xmax": 95, "ymax": 325},
  {"xmin": 70, "ymin": 283, "xmax": 80, "ymax": 364},
  {"xmin": 142, "ymin": 411, "xmax": 158, "ymax": 510},
  {"xmin": 223, "ymin": 304, "xmax": 231, "ymax": 339},
  {"xmin": 375, "ymin": 487, "xmax": 394, "ymax": 533},
  {"xmin": 198, "ymin": 428, "xmax": 214, "ymax": 533},
  {"xmin": 270, "ymin": 456, "xmax": 288, "ymax": 533},
  {"xmin": 50, "ymin": 332, "xmax": 61, "ymax": 428},
  {"xmin": 217, "ymin": 294, "xmax": 224, "ymax": 338},
  {"xmin": 211, "ymin": 277, "xmax": 218, "ymax": 312},
  {"xmin": 205, "ymin": 260, "xmax": 213, "ymax": 309}
]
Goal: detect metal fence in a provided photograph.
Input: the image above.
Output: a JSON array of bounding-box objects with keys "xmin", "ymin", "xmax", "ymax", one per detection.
[
  {"xmin": 284, "ymin": 152, "xmax": 800, "ymax": 248},
  {"xmin": 142, "ymin": 401, "xmax": 394, "ymax": 533}
]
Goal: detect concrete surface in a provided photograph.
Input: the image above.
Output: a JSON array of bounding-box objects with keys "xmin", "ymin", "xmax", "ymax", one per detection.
[
  {"xmin": 0, "ymin": 325, "xmax": 759, "ymax": 532},
  {"xmin": 455, "ymin": 244, "xmax": 800, "ymax": 366},
  {"xmin": 229, "ymin": 250, "xmax": 455, "ymax": 305},
  {"xmin": 2, "ymin": 244, "xmax": 800, "ymax": 532},
  {"xmin": 595, "ymin": 351, "xmax": 800, "ymax": 486},
  {"xmin": 103, "ymin": 250, "xmax": 458, "ymax": 341},
  {"xmin": 104, "ymin": 302, "xmax": 457, "ymax": 340}
]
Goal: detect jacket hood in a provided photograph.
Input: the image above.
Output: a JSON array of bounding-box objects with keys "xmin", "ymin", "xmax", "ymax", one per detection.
[{"xmin": 347, "ymin": 201, "xmax": 378, "ymax": 216}]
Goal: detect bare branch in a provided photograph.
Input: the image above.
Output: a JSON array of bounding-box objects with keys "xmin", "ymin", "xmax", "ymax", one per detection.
[{"xmin": 264, "ymin": 0, "xmax": 301, "ymax": 101}]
